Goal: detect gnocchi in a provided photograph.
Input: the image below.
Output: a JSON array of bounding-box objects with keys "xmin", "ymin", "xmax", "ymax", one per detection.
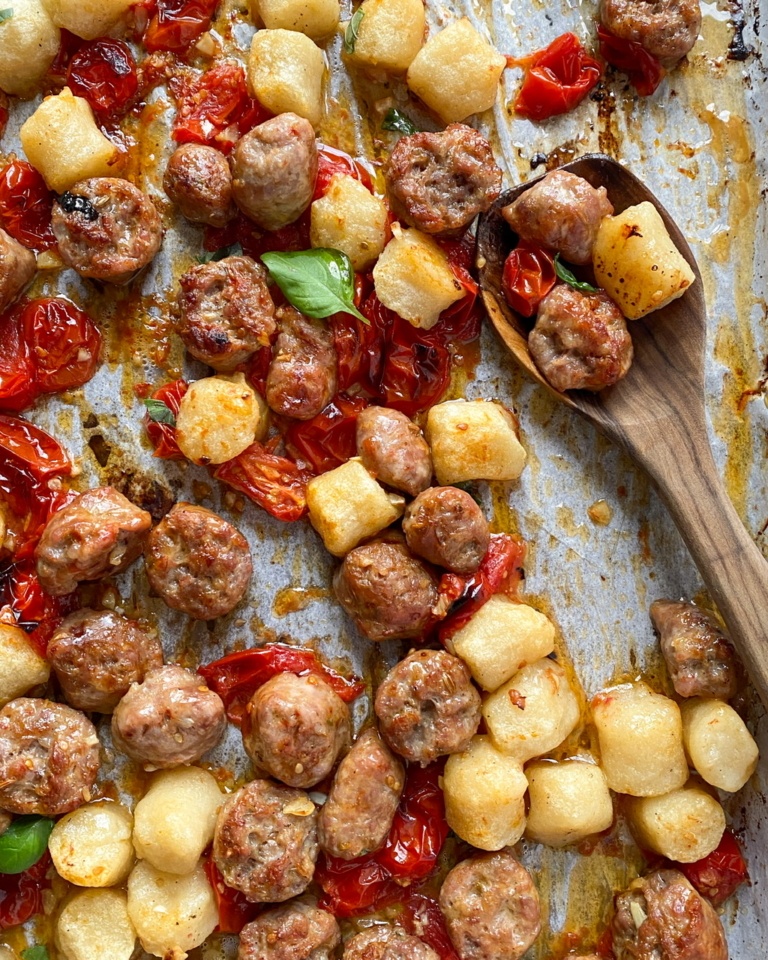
[
  {"xmin": 482, "ymin": 657, "xmax": 580, "ymax": 762},
  {"xmin": 443, "ymin": 736, "xmax": 527, "ymax": 851},
  {"xmin": 525, "ymin": 759, "xmax": 614, "ymax": 847},
  {"xmin": 48, "ymin": 801, "xmax": 134, "ymax": 887},
  {"xmin": 593, "ymin": 202, "xmax": 696, "ymax": 320},
  {"xmin": 0, "ymin": 0, "xmax": 60, "ymax": 98},
  {"xmin": 20, "ymin": 88, "xmax": 120, "ymax": 192},
  {"xmin": 681, "ymin": 698, "xmax": 759, "ymax": 793},
  {"xmin": 591, "ymin": 682, "xmax": 689, "ymax": 797},
  {"xmin": 406, "ymin": 18, "xmax": 506, "ymax": 123},
  {"xmin": 346, "ymin": 0, "xmax": 426, "ymax": 73},
  {"xmin": 372, "ymin": 224, "xmax": 465, "ymax": 329},
  {"xmin": 0, "ymin": 622, "xmax": 50, "ymax": 707},
  {"xmin": 449, "ymin": 596, "xmax": 556, "ymax": 692},
  {"xmin": 175, "ymin": 373, "xmax": 269, "ymax": 465},
  {"xmin": 311, "ymin": 174, "xmax": 389, "ymax": 271},
  {"xmin": 256, "ymin": 0, "xmax": 340, "ymax": 39},
  {"xmin": 133, "ymin": 767, "xmax": 223, "ymax": 875},
  {"xmin": 626, "ymin": 781, "xmax": 726, "ymax": 863},
  {"xmin": 56, "ymin": 889, "xmax": 136, "ymax": 960},
  {"xmin": 307, "ymin": 458, "xmax": 405, "ymax": 556},
  {"xmin": 426, "ymin": 399, "xmax": 527, "ymax": 484},
  {"xmin": 126, "ymin": 860, "xmax": 218, "ymax": 960},
  {"xmin": 247, "ymin": 29, "xmax": 325, "ymax": 128},
  {"xmin": 40, "ymin": 0, "xmax": 134, "ymax": 39}
]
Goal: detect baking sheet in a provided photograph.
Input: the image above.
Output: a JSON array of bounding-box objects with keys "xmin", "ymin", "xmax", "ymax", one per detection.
[{"xmin": 1, "ymin": 0, "xmax": 767, "ymax": 955}]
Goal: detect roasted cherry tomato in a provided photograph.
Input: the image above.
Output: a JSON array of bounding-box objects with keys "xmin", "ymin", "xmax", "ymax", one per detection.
[
  {"xmin": 314, "ymin": 145, "xmax": 374, "ymax": 201},
  {"xmin": 203, "ymin": 857, "xmax": 261, "ymax": 933},
  {"xmin": 679, "ymin": 830, "xmax": 749, "ymax": 906},
  {"xmin": 144, "ymin": 379, "xmax": 188, "ymax": 460},
  {"xmin": 285, "ymin": 394, "xmax": 369, "ymax": 474},
  {"xmin": 316, "ymin": 762, "xmax": 449, "ymax": 918},
  {"xmin": 172, "ymin": 60, "xmax": 270, "ymax": 153},
  {"xmin": 198, "ymin": 642, "xmax": 365, "ymax": 725},
  {"xmin": 46, "ymin": 28, "xmax": 85, "ymax": 84},
  {"xmin": 144, "ymin": 0, "xmax": 219, "ymax": 53},
  {"xmin": 331, "ymin": 239, "xmax": 480, "ymax": 416},
  {"xmin": 501, "ymin": 242, "xmax": 556, "ymax": 317},
  {"xmin": 0, "ymin": 299, "xmax": 102, "ymax": 412},
  {"xmin": 0, "ymin": 852, "xmax": 52, "ymax": 930},
  {"xmin": 66, "ymin": 38, "xmax": 139, "ymax": 118},
  {"xmin": 203, "ymin": 211, "xmax": 311, "ymax": 260},
  {"xmin": 0, "ymin": 161, "xmax": 56, "ymax": 252},
  {"xmin": 512, "ymin": 32, "xmax": 602, "ymax": 121},
  {"xmin": 597, "ymin": 25, "xmax": 666, "ymax": 97},
  {"xmin": 213, "ymin": 440, "xmax": 314, "ymax": 522},
  {"xmin": 0, "ymin": 417, "xmax": 73, "ymax": 639},
  {"xmin": 400, "ymin": 892, "xmax": 461, "ymax": 960},
  {"xmin": 21, "ymin": 298, "xmax": 102, "ymax": 394},
  {"xmin": 440, "ymin": 533, "xmax": 527, "ymax": 641}
]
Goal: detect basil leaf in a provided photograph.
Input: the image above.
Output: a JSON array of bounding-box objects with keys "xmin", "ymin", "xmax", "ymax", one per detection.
[
  {"xmin": 344, "ymin": 9, "xmax": 364, "ymax": 55},
  {"xmin": 554, "ymin": 255, "xmax": 599, "ymax": 293},
  {"xmin": 197, "ymin": 241, "xmax": 243, "ymax": 264},
  {"xmin": 0, "ymin": 816, "xmax": 54, "ymax": 875},
  {"xmin": 22, "ymin": 947, "xmax": 50, "ymax": 960},
  {"xmin": 382, "ymin": 108, "xmax": 418, "ymax": 136},
  {"xmin": 143, "ymin": 398, "xmax": 176, "ymax": 426},
  {"xmin": 261, "ymin": 249, "xmax": 369, "ymax": 324},
  {"xmin": 0, "ymin": 9, "xmax": 13, "ymax": 23}
]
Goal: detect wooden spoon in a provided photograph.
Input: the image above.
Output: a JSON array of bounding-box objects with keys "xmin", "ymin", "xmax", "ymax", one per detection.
[{"xmin": 477, "ymin": 152, "xmax": 768, "ymax": 709}]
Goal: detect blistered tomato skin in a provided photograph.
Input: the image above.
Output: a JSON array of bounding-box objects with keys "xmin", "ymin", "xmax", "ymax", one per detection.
[
  {"xmin": 144, "ymin": 0, "xmax": 220, "ymax": 53},
  {"xmin": 66, "ymin": 39, "xmax": 139, "ymax": 118},
  {"xmin": 0, "ymin": 161, "xmax": 57, "ymax": 252}
]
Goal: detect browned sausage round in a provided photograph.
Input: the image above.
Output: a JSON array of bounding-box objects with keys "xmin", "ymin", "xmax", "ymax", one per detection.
[
  {"xmin": 600, "ymin": 0, "xmax": 701, "ymax": 64},
  {"xmin": 529, "ymin": 285, "xmax": 633, "ymax": 392},
  {"xmin": 0, "ymin": 227, "xmax": 36, "ymax": 313},
  {"xmin": 52, "ymin": 178, "xmax": 163, "ymax": 283},
  {"xmin": 403, "ymin": 487, "xmax": 489, "ymax": 575},
  {"xmin": 111, "ymin": 664, "xmax": 226, "ymax": 769},
  {"xmin": 386, "ymin": 124, "xmax": 502, "ymax": 236},
  {"xmin": 375, "ymin": 649, "xmax": 481, "ymax": 765},
  {"xmin": 343, "ymin": 926, "xmax": 440, "ymax": 960},
  {"xmin": 318, "ymin": 726, "xmax": 405, "ymax": 860},
  {"xmin": 214, "ymin": 779, "xmax": 318, "ymax": 903},
  {"xmin": 0, "ymin": 698, "xmax": 101, "ymax": 816},
  {"xmin": 231, "ymin": 113, "xmax": 318, "ymax": 231},
  {"xmin": 144, "ymin": 502, "xmax": 252, "ymax": 620},
  {"xmin": 612, "ymin": 869, "xmax": 727, "ymax": 960},
  {"xmin": 35, "ymin": 487, "xmax": 152, "ymax": 596},
  {"xmin": 47, "ymin": 608, "xmax": 163, "ymax": 713},
  {"xmin": 439, "ymin": 851, "xmax": 542, "ymax": 960},
  {"xmin": 176, "ymin": 255, "xmax": 276, "ymax": 371},
  {"xmin": 356, "ymin": 406, "xmax": 433, "ymax": 497},
  {"xmin": 163, "ymin": 143, "xmax": 236, "ymax": 228},
  {"xmin": 502, "ymin": 170, "xmax": 614, "ymax": 265},
  {"xmin": 650, "ymin": 599, "xmax": 739, "ymax": 700},
  {"xmin": 333, "ymin": 541, "xmax": 439, "ymax": 642},
  {"xmin": 242, "ymin": 672, "xmax": 351, "ymax": 789},
  {"xmin": 265, "ymin": 307, "xmax": 338, "ymax": 420},
  {"xmin": 239, "ymin": 900, "xmax": 340, "ymax": 960}
]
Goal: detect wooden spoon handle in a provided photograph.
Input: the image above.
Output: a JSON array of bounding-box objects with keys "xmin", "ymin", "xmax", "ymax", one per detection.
[{"xmin": 629, "ymin": 422, "xmax": 768, "ymax": 709}]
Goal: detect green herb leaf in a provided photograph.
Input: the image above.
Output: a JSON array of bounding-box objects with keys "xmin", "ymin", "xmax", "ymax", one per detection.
[
  {"xmin": 0, "ymin": 9, "xmax": 13, "ymax": 23},
  {"xmin": 143, "ymin": 398, "xmax": 176, "ymax": 426},
  {"xmin": 196, "ymin": 241, "xmax": 243, "ymax": 264},
  {"xmin": 554, "ymin": 255, "xmax": 599, "ymax": 293},
  {"xmin": 382, "ymin": 108, "xmax": 418, "ymax": 136},
  {"xmin": 261, "ymin": 249, "xmax": 369, "ymax": 324},
  {"xmin": 0, "ymin": 816, "xmax": 54, "ymax": 875},
  {"xmin": 344, "ymin": 9, "xmax": 364, "ymax": 55},
  {"xmin": 22, "ymin": 946, "xmax": 50, "ymax": 960}
]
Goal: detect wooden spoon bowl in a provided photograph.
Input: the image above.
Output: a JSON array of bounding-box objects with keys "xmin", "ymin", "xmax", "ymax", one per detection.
[{"xmin": 477, "ymin": 153, "xmax": 768, "ymax": 708}]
